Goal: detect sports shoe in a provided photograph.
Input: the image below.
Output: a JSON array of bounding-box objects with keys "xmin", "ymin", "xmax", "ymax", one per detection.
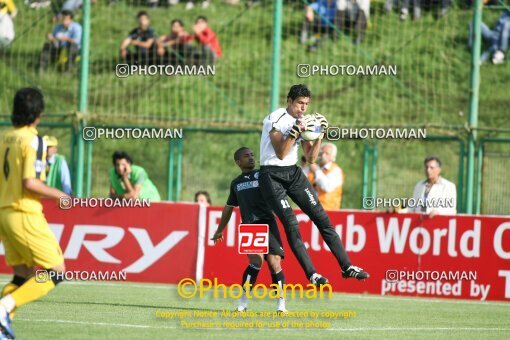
[
  {"xmin": 492, "ymin": 51, "xmax": 505, "ymax": 65},
  {"xmin": 309, "ymin": 273, "xmax": 329, "ymax": 287},
  {"xmin": 235, "ymin": 293, "xmax": 248, "ymax": 312},
  {"xmin": 0, "ymin": 306, "xmax": 14, "ymax": 339},
  {"xmin": 342, "ymin": 265, "xmax": 369, "ymax": 280},
  {"xmin": 400, "ymin": 8, "xmax": 408, "ymax": 21},
  {"xmin": 276, "ymin": 297, "xmax": 286, "ymax": 313}
]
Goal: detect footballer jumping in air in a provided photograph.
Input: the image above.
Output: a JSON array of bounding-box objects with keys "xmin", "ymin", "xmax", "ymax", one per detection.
[
  {"xmin": 0, "ymin": 88, "xmax": 70, "ymax": 339},
  {"xmin": 211, "ymin": 147, "xmax": 287, "ymax": 313},
  {"xmin": 258, "ymin": 84, "xmax": 369, "ymax": 286}
]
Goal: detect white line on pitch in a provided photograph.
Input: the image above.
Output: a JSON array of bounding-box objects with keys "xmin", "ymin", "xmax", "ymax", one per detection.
[{"xmin": 14, "ymin": 318, "xmax": 510, "ymax": 332}]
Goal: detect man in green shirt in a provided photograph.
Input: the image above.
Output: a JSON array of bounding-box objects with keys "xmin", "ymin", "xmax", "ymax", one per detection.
[{"xmin": 108, "ymin": 151, "xmax": 161, "ymax": 201}]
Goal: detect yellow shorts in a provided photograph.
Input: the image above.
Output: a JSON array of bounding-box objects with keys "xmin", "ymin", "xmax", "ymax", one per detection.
[{"xmin": 0, "ymin": 208, "xmax": 64, "ymax": 269}]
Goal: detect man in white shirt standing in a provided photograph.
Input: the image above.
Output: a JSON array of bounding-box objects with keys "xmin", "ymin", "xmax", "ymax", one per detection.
[
  {"xmin": 405, "ymin": 156, "xmax": 457, "ymax": 217},
  {"xmin": 259, "ymin": 84, "xmax": 369, "ymax": 286}
]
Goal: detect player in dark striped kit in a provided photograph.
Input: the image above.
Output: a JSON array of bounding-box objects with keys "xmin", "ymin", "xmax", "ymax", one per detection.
[{"xmin": 211, "ymin": 147, "xmax": 287, "ymax": 312}]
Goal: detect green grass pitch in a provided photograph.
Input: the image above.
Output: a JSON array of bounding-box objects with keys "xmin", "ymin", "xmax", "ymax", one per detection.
[{"xmin": 4, "ymin": 275, "xmax": 509, "ymax": 339}]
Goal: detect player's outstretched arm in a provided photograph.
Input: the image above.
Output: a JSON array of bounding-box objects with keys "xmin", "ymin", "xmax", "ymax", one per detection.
[
  {"xmin": 23, "ymin": 178, "xmax": 69, "ymax": 201},
  {"xmin": 211, "ymin": 205, "xmax": 234, "ymax": 244}
]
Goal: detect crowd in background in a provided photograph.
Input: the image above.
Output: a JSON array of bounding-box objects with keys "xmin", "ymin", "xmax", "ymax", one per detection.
[{"xmin": 0, "ymin": 0, "xmax": 509, "ymax": 65}]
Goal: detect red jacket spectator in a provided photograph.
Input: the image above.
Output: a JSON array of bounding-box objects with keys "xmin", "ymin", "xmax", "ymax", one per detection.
[
  {"xmin": 193, "ymin": 16, "xmax": 222, "ymax": 58},
  {"xmin": 195, "ymin": 27, "xmax": 222, "ymax": 57}
]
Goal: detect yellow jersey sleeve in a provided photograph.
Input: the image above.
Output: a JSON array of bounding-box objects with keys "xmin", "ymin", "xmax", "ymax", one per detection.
[
  {"xmin": 23, "ymin": 135, "xmax": 46, "ymax": 182},
  {"xmin": 0, "ymin": 0, "xmax": 17, "ymax": 15}
]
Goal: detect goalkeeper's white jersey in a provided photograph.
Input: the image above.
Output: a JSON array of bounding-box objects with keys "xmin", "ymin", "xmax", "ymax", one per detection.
[{"xmin": 259, "ymin": 108, "xmax": 301, "ymax": 166}]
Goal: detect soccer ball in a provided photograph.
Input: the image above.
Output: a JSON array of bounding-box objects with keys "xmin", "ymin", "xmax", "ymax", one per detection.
[{"xmin": 300, "ymin": 115, "xmax": 323, "ymax": 141}]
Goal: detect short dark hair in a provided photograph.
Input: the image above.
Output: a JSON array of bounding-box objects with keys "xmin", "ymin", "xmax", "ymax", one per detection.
[
  {"xmin": 234, "ymin": 147, "xmax": 250, "ymax": 161},
  {"xmin": 194, "ymin": 191, "xmax": 211, "ymax": 204},
  {"xmin": 137, "ymin": 11, "xmax": 149, "ymax": 19},
  {"xmin": 287, "ymin": 84, "xmax": 311, "ymax": 101},
  {"xmin": 196, "ymin": 15, "xmax": 208, "ymax": 23},
  {"xmin": 112, "ymin": 151, "xmax": 133, "ymax": 165},
  {"xmin": 11, "ymin": 88, "xmax": 44, "ymax": 127},
  {"xmin": 61, "ymin": 9, "xmax": 74, "ymax": 18},
  {"xmin": 171, "ymin": 19, "xmax": 184, "ymax": 27},
  {"xmin": 424, "ymin": 156, "xmax": 441, "ymax": 168}
]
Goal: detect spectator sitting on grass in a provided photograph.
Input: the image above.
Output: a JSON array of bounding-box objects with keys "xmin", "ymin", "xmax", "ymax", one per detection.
[
  {"xmin": 120, "ymin": 11, "xmax": 157, "ymax": 65},
  {"xmin": 300, "ymin": 0, "xmax": 338, "ymax": 52},
  {"xmin": 109, "ymin": 151, "xmax": 161, "ymax": 201},
  {"xmin": 156, "ymin": 19, "xmax": 193, "ymax": 65},
  {"xmin": 190, "ymin": 16, "xmax": 222, "ymax": 65},
  {"xmin": 335, "ymin": 0, "xmax": 369, "ymax": 45},
  {"xmin": 39, "ymin": 10, "xmax": 82, "ymax": 72}
]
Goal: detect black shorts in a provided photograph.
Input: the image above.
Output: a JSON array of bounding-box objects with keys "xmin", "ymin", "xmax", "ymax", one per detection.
[{"xmin": 253, "ymin": 218, "xmax": 285, "ymax": 259}]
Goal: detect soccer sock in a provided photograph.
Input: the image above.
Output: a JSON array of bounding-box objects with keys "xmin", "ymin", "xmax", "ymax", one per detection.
[
  {"xmin": 5, "ymin": 277, "xmax": 56, "ymax": 312},
  {"xmin": 271, "ymin": 270, "xmax": 285, "ymax": 299},
  {"xmin": 242, "ymin": 264, "xmax": 260, "ymax": 293},
  {"xmin": 1, "ymin": 283, "xmax": 18, "ymax": 301},
  {"xmin": 1, "ymin": 276, "xmax": 27, "ymax": 317},
  {"xmin": 240, "ymin": 264, "xmax": 260, "ymax": 307}
]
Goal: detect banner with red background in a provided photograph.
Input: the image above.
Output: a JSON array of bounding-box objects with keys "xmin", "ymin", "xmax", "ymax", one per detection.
[
  {"xmin": 0, "ymin": 201, "xmax": 508, "ymax": 301},
  {"xmin": 203, "ymin": 207, "xmax": 510, "ymax": 301},
  {"xmin": 0, "ymin": 201, "xmax": 200, "ymax": 283}
]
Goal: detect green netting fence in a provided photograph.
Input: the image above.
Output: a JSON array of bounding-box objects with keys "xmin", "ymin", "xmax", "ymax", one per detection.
[{"xmin": 0, "ymin": 0, "xmax": 509, "ymax": 213}]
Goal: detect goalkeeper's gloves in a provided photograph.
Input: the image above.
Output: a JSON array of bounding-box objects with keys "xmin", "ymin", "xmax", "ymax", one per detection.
[
  {"xmin": 288, "ymin": 123, "xmax": 302, "ymax": 139},
  {"xmin": 289, "ymin": 116, "xmax": 315, "ymax": 139},
  {"xmin": 314, "ymin": 113, "xmax": 329, "ymax": 131}
]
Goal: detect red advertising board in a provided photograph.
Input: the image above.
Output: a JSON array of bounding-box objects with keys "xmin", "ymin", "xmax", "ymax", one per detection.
[
  {"xmin": 0, "ymin": 200, "xmax": 201, "ymax": 284},
  {"xmin": 202, "ymin": 207, "xmax": 510, "ymax": 301},
  {"xmin": 1, "ymin": 201, "xmax": 508, "ymax": 301}
]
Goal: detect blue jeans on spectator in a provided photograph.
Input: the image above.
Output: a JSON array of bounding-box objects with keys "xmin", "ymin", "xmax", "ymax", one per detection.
[{"xmin": 469, "ymin": 12, "xmax": 510, "ymax": 62}]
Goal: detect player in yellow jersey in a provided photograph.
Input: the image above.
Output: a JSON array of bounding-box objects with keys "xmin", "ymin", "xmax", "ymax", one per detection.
[{"xmin": 0, "ymin": 88, "xmax": 70, "ymax": 339}]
